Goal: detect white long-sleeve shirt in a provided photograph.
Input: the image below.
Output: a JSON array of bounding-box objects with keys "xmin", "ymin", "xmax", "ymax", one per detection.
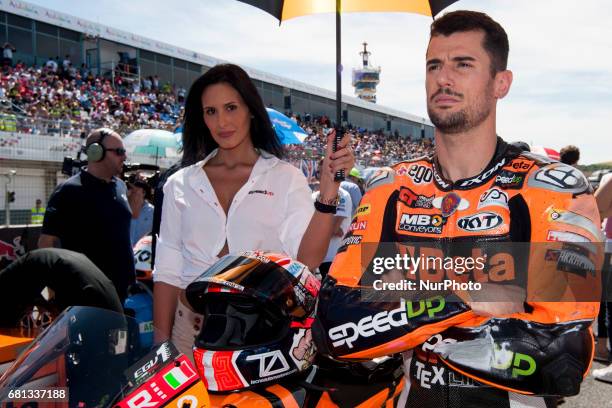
[{"xmin": 154, "ymin": 149, "xmax": 314, "ymax": 289}]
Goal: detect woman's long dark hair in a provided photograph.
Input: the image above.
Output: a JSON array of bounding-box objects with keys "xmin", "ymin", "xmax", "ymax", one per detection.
[{"xmin": 182, "ymin": 63, "xmax": 284, "ymax": 165}]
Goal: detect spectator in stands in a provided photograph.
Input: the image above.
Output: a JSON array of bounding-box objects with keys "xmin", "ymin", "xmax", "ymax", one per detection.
[
  {"xmin": 45, "ymin": 56, "xmax": 58, "ymax": 73},
  {"xmin": 153, "ymin": 63, "xmax": 354, "ymax": 356},
  {"xmin": 142, "ymin": 76, "xmax": 152, "ymax": 91},
  {"xmin": 560, "ymin": 144, "xmax": 580, "ymax": 165},
  {"xmin": 62, "ymin": 55, "xmax": 71, "ymax": 72},
  {"xmin": 38, "ymin": 128, "xmax": 135, "ymax": 301},
  {"xmin": 2, "ymin": 43, "xmax": 16, "ymax": 68},
  {"xmin": 128, "ymin": 177, "xmax": 154, "ymax": 246}
]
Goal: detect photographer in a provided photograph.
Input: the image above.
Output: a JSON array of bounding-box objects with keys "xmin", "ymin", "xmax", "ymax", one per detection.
[{"xmin": 38, "ymin": 128, "xmax": 135, "ymax": 301}]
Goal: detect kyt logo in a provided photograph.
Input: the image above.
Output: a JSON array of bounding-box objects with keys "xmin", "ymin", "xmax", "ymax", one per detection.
[
  {"xmin": 457, "ymin": 212, "xmax": 503, "ymax": 232},
  {"xmin": 246, "ymin": 350, "xmax": 290, "ymax": 377}
]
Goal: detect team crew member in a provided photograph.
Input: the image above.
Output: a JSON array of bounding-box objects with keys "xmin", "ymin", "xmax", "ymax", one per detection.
[
  {"xmin": 314, "ymin": 11, "xmax": 602, "ymax": 408},
  {"xmin": 39, "ymin": 128, "xmax": 135, "ymax": 301}
]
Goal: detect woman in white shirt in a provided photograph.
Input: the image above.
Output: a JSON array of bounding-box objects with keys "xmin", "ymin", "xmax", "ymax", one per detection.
[{"xmin": 154, "ymin": 64, "xmax": 353, "ymax": 355}]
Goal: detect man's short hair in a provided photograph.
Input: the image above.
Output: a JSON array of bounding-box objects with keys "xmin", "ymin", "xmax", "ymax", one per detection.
[
  {"xmin": 430, "ymin": 10, "xmax": 509, "ymax": 76},
  {"xmin": 559, "ymin": 145, "xmax": 580, "ymax": 165}
]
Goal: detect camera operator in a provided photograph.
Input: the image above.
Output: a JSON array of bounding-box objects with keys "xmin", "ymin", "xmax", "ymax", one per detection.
[{"xmin": 38, "ymin": 128, "xmax": 135, "ymax": 301}]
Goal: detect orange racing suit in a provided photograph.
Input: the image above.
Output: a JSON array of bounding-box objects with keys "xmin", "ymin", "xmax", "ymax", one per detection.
[{"xmin": 313, "ymin": 138, "xmax": 603, "ymax": 408}]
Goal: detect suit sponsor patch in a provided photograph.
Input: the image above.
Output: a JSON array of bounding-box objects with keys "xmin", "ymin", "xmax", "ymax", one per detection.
[
  {"xmin": 398, "ymin": 213, "xmax": 445, "ymax": 234},
  {"xmin": 457, "ymin": 212, "xmax": 503, "ymax": 232},
  {"xmin": 477, "ymin": 188, "xmax": 509, "ymax": 210}
]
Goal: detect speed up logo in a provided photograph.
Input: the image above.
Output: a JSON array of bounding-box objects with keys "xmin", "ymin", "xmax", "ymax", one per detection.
[
  {"xmin": 399, "ymin": 213, "xmax": 445, "ymax": 234},
  {"xmin": 328, "ymin": 296, "xmax": 445, "ymax": 349},
  {"xmin": 491, "ymin": 344, "xmax": 536, "ymax": 379},
  {"xmin": 457, "ymin": 212, "xmax": 503, "ymax": 232}
]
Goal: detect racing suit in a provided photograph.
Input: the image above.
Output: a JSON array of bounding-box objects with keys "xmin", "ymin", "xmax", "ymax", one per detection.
[{"xmin": 313, "ymin": 138, "xmax": 602, "ymax": 408}]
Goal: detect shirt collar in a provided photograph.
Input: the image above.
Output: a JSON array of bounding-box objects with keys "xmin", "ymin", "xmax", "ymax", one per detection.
[
  {"xmin": 80, "ymin": 168, "xmax": 118, "ymax": 187},
  {"xmin": 194, "ymin": 148, "xmax": 280, "ymax": 178},
  {"xmin": 431, "ymin": 136, "xmax": 510, "ymax": 190}
]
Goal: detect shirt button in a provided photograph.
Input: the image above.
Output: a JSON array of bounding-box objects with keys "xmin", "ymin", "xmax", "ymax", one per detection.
[
  {"xmin": 178, "ymin": 310, "xmax": 183, "ymax": 317},
  {"xmin": 194, "ymin": 317, "xmax": 201, "ymax": 324},
  {"xmin": 193, "ymin": 325, "xmax": 200, "ymax": 331}
]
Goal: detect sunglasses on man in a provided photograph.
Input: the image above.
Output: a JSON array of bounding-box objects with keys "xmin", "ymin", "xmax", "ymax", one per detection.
[{"xmin": 106, "ymin": 147, "xmax": 127, "ymax": 156}]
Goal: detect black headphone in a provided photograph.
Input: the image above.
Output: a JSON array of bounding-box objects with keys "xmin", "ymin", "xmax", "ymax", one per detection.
[{"xmin": 84, "ymin": 129, "xmax": 111, "ymax": 162}]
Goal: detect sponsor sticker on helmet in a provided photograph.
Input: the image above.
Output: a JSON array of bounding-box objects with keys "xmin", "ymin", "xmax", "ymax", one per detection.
[{"xmin": 246, "ymin": 350, "xmax": 292, "ymax": 379}]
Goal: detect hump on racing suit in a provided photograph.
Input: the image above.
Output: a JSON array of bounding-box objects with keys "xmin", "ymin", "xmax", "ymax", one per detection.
[{"xmin": 312, "ymin": 137, "xmax": 603, "ymax": 399}]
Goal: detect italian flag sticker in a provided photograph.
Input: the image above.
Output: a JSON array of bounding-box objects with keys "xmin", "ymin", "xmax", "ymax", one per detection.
[{"xmin": 163, "ymin": 362, "xmax": 196, "ymax": 390}]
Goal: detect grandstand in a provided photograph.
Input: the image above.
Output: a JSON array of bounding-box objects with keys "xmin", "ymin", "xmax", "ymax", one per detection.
[{"xmin": 0, "ymin": 0, "xmax": 434, "ymax": 226}]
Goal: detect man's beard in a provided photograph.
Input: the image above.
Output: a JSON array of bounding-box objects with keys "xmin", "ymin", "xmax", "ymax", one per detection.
[{"xmin": 427, "ymin": 85, "xmax": 494, "ymax": 134}]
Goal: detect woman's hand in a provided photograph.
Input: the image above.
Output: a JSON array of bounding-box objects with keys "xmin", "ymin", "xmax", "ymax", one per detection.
[{"xmin": 318, "ymin": 130, "xmax": 354, "ymax": 199}]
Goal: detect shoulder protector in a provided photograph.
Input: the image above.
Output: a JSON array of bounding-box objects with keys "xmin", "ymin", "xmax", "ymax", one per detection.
[
  {"xmin": 364, "ymin": 167, "xmax": 395, "ymax": 192},
  {"xmin": 527, "ymin": 162, "xmax": 591, "ymax": 195}
]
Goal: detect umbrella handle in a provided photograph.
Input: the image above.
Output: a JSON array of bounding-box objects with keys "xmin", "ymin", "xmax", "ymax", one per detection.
[{"xmin": 333, "ymin": 126, "xmax": 345, "ymax": 182}]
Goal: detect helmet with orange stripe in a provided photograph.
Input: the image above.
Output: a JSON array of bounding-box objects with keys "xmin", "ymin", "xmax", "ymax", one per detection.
[{"xmin": 185, "ymin": 251, "xmax": 320, "ymax": 392}]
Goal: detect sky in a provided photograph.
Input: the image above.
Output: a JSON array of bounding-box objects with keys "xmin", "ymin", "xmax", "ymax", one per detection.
[{"xmin": 26, "ymin": 0, "xmax": 612, "ymax": 164}]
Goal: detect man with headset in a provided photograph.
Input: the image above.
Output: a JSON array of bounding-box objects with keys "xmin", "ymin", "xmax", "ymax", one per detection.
[{"xmin": 39, "ymin": 128, "xmax": 135, "ymax": 301}]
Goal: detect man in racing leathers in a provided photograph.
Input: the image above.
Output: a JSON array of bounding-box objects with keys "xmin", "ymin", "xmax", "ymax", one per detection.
[{"xmin": 313, "ymin": 10, "xmax": 602, "ymax": 408}]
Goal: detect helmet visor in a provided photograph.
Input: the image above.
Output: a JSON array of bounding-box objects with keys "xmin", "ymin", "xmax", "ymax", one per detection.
[{"xmin": 197, "ymin": 294, "xmax": 289, "ymax": 349}]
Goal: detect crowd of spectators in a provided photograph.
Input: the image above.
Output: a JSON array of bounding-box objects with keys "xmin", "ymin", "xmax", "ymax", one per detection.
[
  {"xmin": 0, "ymin": 59, "xmax": 433, "ymax": 167},
  {"xmin": 286, "ymin": 115, "xmax": 434, "ymax": 167},
  {"xmin": 0, "ymin": 60, "xmax": 183, "ymax": 137}
]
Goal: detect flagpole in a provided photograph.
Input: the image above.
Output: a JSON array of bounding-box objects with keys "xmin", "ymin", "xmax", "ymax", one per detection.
[{"xmin": 334, "ymin": 0, "xmax": 345, "ymax": 181}]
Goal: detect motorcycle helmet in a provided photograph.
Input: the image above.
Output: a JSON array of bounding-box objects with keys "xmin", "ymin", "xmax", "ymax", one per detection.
[
  {"xmin": 133, "ymin": 235, "xmax": 153, "ymax": 281},
  {"xmin": 185, "ymin": 251, "xmax": 320, "ymax": 392}
]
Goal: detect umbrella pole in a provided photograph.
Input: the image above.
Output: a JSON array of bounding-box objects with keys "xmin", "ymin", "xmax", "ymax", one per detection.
[{"xmin": 334, "ymin": 0, "xmax": 345, "ymax": 181}]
